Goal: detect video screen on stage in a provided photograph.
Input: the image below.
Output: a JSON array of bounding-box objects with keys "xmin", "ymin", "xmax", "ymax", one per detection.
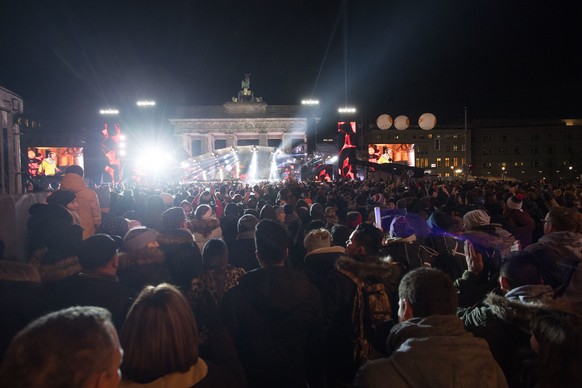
[
  {"xmin": 26, "ymin": 147, "xmax": 84, "ymax": 178},
  {"xmin": 368, "ymin": 143, "xmax": 415, "ymax": 167}
]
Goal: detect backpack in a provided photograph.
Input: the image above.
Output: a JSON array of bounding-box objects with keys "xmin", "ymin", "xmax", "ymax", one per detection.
[{"xmin": 336, "ymin": 268, "xmax": 392, "ymax": 364}]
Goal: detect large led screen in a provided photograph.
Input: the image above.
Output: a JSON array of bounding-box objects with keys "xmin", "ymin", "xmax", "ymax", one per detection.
[{"xmin": 368, "ymin": 143, "xmax": 415, "ymax": 167}]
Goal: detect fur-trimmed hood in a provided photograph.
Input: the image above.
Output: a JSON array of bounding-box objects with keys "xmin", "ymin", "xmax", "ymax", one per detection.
[
  {"xmin": 0, "ymin": 261, "xmax": 41, "ymax": 283},
  {"xmin": 118, "ymin": 248, "xmax": 165, "ymax": 270},
  {"xmin": 36, "ymin": 255, "xmax": 81, "ymax": 284},
  {"xmin": 157, "ymin": 228, "xmax": 195, "ymax": 245},
  {"xmin": 483, "ymin": 285, "xmax": 565, "ymax": 325},
  {"xmin": 335, "ymin": 255, "xmax": 401, "ymax": 290},
  {"xmin": 189, "ymin": 217, "xmax": 220, "ymax": 236}
]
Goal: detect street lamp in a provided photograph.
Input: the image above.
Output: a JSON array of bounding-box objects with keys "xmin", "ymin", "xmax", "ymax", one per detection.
[
  {"xmin": 137, "ymin": 100, "xmax": 156, "ymax": 107},
  {"xmin": 338, "ymin": 107, "xmax": 356, "ymax": 114},
  {"xmin": 99, "ymin": 108, "xmax": 119, "ymax": 115}
]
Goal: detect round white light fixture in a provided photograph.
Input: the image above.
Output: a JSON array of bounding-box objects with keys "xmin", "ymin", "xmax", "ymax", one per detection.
[
  {"xmin": 418, "ymin": 113, "xmax": 437, "ymax": 130},
  {"xmin": 376, "ymin": 114, "xmax": 393, "ymax": 130},
  {"xmin": 394, "ymin": 115, "xmax": 410, "ymax": 130}
]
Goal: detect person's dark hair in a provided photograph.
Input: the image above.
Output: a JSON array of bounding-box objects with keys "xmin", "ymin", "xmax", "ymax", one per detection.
[
  {"xmin": 529, "ymin": 310, "xmax": 582, "ymax": 387},
  {"xmin": 331, "ymin": 224, "xmax": 350, "ymax": 247},
  {"xmin": 255, "ymin": 219, "xmax": 287, "ymax": 265},
  {"xmin": 65, "ymin": 165, "xmax": 84, "ymax": 177},
  {"xmin": 162, "ymin": 207, "xmax": 186, "ymax": 229},
  {"xmin": 352, "ymin": 223, "xmax": 384, "ymax": 256},
  {"xmin": 202, "ymin": 238, "xmax": 228, "ymax": 269},
  {"xmin": 547, "ymin": 206, "xmax": 579, "ymax": 232},
  {"xmin": 500, "ymin": 252, "xmax": 542, "ymax": 289},
  {"xmin": 305, "ymin": 219, "xmax": 326, "ymax": 233},
  {"xmin": 0, "ymin": 306, "xmax": 117, "ymax": 387},
  {"xmin": 399, "ymin": 268, "xmax": 458, "ymax": 317},
  {"xmin": 120, "ymin": 283, "xmax": 199, "ymax": 384}
]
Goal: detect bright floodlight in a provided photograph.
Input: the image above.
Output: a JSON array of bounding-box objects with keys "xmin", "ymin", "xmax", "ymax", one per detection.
[
  {"xmin": 248, "ymin": 151, "xmax": 258, "ymax": 181},
  {"xmin": 100, "ymin": 108, "xmax": 119, "ymax": 115},
  {"xmin": 269, "ymin": 155, "xmax": 279, "ymax": 181},
  {"xmin": 301, "ymin": 99, "xmax": 320, "ymax": 105},
  {"xmin": 328, "ymin": 155, "xmax": 338, "ymax": 163},
  {"xmin": 338, "ymin": 107, "xmax": 356, "ymax": 114},
  {"xmin": 137, "ymin": 100, "xmax": 156, "ymax": 107}
]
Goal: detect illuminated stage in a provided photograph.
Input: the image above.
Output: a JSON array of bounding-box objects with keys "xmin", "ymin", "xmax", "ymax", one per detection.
[{"xmin": 179, "ymin": 146, "xmax": 306, "ymax": 183}]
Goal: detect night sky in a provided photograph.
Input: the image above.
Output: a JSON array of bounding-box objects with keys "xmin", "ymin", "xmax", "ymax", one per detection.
[{"xmin": 1, "ymin": 0, "xmax": 580, "ymax": 132}]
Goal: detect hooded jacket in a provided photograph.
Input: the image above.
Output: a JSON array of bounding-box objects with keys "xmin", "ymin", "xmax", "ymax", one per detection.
[
  {"xmin": 220, "ymin": 266, "xmax": 323, "ymax": 388},
  {"xmin": 59, "ymin": 173, "xmax": 101, "ymax": 239},
  {"xmin": 459, "ymin": 284, "xmax": 559, "ymax": 384},
  {"xmin": 525, "ymin": 231, "xmax": 582, "ymax": 309},
  {"xmin": 355, "ymin": 315, "xmax": 507, "ymax": 388}
]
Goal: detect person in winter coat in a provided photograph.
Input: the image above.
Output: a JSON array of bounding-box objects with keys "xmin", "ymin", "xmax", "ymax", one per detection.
[
  {"xmin": 355, "ymin": 268, "xmax": 507, "ymax": 388},
  {"xmin": 158, "ymin": 207, "xmax": 203, "ymax": 291},
  {"xmin": 456, "ymin": 249, "xmax": 568, "ymax": 385},
  {"xmin": 505, "ymin": 193, "xmax": 536, "ymax": 248},
  {"xmin": 120, "ymin": 283, "xmax": 246, "ymax": 388},
  {"xmin": 0, "ymin": 261, "xmax": 46, "ymax": 358},
  {"xmin": 49, "ymin": 234, "xmax": 134, "ymax": 330},
  {"xmin": 190, "ymin": 204, "xmax": 222, "ymax": 252},
  {"xmin": 323, "ymin": 222, "xmax": 400, "ymax": 386},
  {"xmin": 27, "ymin": 203, "xmax": 83, "ymax": 286},
  {"xmin": 118, "ymin": 227, "xmax": 171, "ymax": 294},
  {"xmin": 220, "ymin": 219, "xmax": 323, "ymax": 388},
  {"xmin": 228, "ymin": 214, "xmax": 260, "ymax": 272},
  {"xmin": 525, "ymin": 206, "xmax": 582, "ymax": 310},
  {"xmin": 303, "ymin": 228, "xmax": 345, "ymax": 292},
  {"xmin": 191, "ymin": 239, "xmax": 245, "ymax": 307},
  {"xmin": 59, "ymin": 165, "xmax": 101, "ymax": 239}
]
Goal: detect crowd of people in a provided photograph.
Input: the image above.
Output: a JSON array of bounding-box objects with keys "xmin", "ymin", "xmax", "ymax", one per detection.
[{"xmin": 1, "ymin": 165, "xmax": 582, "ymax": 387}]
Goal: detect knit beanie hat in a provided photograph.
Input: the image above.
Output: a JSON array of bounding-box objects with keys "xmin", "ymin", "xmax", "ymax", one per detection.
[
  {"xmin": 124, "ymin": 227, "xmax": 159, "ymax": 251},
  {"xmin": 346, "ymin": 211, "xmax": 363, "ymax": 229},
  {"xmin": 507, "ymin": 193, "xmax": 524, "ymax": 211},
  {"xmin": 77, "ymin": 234, "xmax": 117, "ymax": 269},
  {"xmin": 372, "ymin": 193, "xmax": 386, "ymax": 206},
  {"xmin": 463, "ymin": 210, "xmax": 491, "ymax": 231},
  {"xmin": 46, "ymin": 190, "xmax": 76, "ymax": 207}
]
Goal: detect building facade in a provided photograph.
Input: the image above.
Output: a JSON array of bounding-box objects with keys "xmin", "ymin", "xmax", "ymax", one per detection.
[
  {"xmin": 170, "ymin": 101, "xmax": 312, "ymax": 157},
  {"xmin": 470, "ymin": 119, "xmax": 582, "ymax": 181}
]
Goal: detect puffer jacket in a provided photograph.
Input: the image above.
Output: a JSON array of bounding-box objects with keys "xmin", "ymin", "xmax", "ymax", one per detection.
[
  {"xmin": 458, "ymin": 284, "xmax": 566, "ymax": 384},
  {"xmin": 60, "ymin": 173, "xmax": 101, "ymax": 239}
]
